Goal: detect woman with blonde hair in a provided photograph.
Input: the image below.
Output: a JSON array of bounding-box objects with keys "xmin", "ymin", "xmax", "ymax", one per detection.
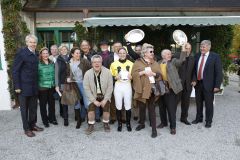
[
  {"xmin": 132, "ymin": 43, "xmax": 162, "ymax": 138},
  {"xmin": 55, "ymin": 45, "xmax": 70, "ymax": 126}
]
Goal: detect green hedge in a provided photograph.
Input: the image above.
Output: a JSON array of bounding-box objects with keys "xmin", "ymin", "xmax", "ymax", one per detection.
[{"xmin": 1, "ymin": 0, "xmax": 30, "ymax": 99}]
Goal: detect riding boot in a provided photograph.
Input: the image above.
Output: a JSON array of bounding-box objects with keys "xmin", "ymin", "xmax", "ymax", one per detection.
[
  {"xmin": 75, "ymin": 109, "xmax": 81, "ymax": 129},
  {"xmin": 116, "ymin": 109, "xmax": 122, "ymax": 132},
  {"xmin": 126, "ymin": 109, "xmax": 132, "ymax": 132}
]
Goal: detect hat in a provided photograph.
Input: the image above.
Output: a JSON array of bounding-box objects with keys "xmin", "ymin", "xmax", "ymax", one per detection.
[{"xmin": 99, "ymin": 40, "xmax": 109, "ymax": 46}]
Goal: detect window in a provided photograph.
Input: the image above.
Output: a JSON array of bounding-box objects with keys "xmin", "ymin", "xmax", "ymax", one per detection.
[{"xmin": 37, "ymin": 31, "xmax": 55, "ymax": 49}]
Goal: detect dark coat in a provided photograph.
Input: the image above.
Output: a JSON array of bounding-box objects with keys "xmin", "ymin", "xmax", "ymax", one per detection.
[
  {"xmin": 193, "ymin": 52, "xmax": 223, "ymax": 91},
  {"xmin": 56, "ymin": 55, "xmax": 69, "ymax": 86},
  {"xmin": 98, "ymin": 51, "xmax": 114, "ymax": 69},
  {"xmin": 126, "ymin": 43, "xmax": 140, "ymax": 61},
  {"xmin": 178, "ymin": 55, "xmax": 195, "ymax": 91},
  {"xmin": 81, "ymin": 50, "xmax": 97, "ymax": 62},
  {"xmin": 12, "ymin": 47, "xmax": 39, "ymax": 96}
]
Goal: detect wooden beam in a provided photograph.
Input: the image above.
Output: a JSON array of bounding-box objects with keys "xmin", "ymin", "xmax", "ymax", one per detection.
[{"xmin": 23, "ymin": 7, "xmax": 240, "ymax": 12}]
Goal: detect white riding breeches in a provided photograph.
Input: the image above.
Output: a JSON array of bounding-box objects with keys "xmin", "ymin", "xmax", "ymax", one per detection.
[{"xmin": 114, "ymin": 82, "xmax": 132, "ymax": 110}]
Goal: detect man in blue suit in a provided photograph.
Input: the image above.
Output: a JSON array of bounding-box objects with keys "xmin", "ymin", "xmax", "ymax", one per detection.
[
  {"xmin": 192, "ymin": 40, "xmax": 223, "ymax": 128},
  {"xmin": 12, "ymin": 34, "xmax": 43, "ymax": 137}
]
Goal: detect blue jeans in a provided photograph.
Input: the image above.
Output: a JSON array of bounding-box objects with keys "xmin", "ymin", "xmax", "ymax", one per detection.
[{"xmin": 74, "ymin": 82, "xmax": 100, "ymax": 120}]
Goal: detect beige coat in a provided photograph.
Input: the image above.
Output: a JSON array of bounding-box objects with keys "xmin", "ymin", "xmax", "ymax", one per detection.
[{"xmin": 83, "ymin": 66, "xmax": 113, "ymax": 103}]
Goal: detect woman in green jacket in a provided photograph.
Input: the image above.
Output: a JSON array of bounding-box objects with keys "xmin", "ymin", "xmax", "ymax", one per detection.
[{"xmin": 38, "ymin": 47, "xmax": 57, "ymax": 127}]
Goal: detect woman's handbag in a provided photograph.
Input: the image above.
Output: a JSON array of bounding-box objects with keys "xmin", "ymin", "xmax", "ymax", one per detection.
[
  {"xmin": 157, "ymin": 80, "xmax": 169, "ymax": 96},
  {"xmin": 61, "ymin": 83, "xmax": 79, "ymax": 106}
]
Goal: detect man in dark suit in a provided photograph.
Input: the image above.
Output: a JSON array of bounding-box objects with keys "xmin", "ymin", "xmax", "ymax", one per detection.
[
  {"xmin": 12, "ymin": 34, "xmax": 44, "ymax": 137},
  {"xmin": 178, "ymin": 43, "xmax": 195, "ymax": 125},
  {"xmin": 192, "ymin": 40, "xmax": 223, "ymax": 128}
]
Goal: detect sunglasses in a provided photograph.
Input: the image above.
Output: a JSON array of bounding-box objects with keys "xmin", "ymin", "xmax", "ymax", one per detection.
[{"xmin": 149, "ymin": 50, "xmax": 154, "ymax": 53}]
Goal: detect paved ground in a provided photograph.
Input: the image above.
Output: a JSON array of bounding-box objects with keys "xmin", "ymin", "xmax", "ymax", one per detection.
[{"xmin": 0, "ymin": 75, "xmax": 240, "ymax": 160}]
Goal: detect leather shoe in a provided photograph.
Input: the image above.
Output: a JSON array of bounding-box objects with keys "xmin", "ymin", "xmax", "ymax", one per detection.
[
  {"xmin": 170, "ymin": 128, "xmax": 176, "ymax": 135},
  {"xmin": 85, "ymin": 124, "xmax": 94, "ymax": 135},
  {"xmin": 104, "ymin": 123, "xmax": 110, "ymax": 132},
  {"xmin": 44, "ymin": 123, "xmax": 49, "ymax": 128},
  {"xmin": 192, "ymin": 119, "xmax": 203, "ymax": 124},
  {"xmin": 205, "ymin": 122, "xmax": 212, "ymax": 128},
  {"xmin": 157, "ymin": 123, "xmax": 167, "ymax": 129},
  {"xmin": 64, "ymin": 119, "xmax": 69, "ymax": 126},
  {"xmin": 135, "ymin": 124, "xmax": 145, "ymax": 131},
  {"xmin": 32, "ymin": 125, "xmax": 44, "ymax": 132},
  {"xmin": 24, "ymin": 130, "xmax": 35, "ymax": 137},
  {"xmin": 50, "ymin": 121, "xmax": 58, "ymax": 125},
  {"xmin": 180, "ymin": 119, "xmax": 191, "ymax": 125},
  {"xmin": 109, "ymin": 120, "xmax": 116, "ymax": 124},
  {"xmin": 81, "ymin": 118, "xmax": 86, "ymax": 123},
  {"xmin": 151, "ymin": 130, "xmax": 157, "ymax": 138}
]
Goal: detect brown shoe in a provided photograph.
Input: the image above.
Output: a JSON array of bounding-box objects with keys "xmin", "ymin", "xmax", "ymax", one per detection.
[
  {"xmin": 85, "ymin": 124, "xmax": 94, "ymax": 135},
  {"xmin": 32, "ymin": 125, "xmax": 44, "ymax": 132},
  {"xmin": 157, "ymin": 123, "xmax": 167, "ymax": 129},
  {"xmin": 103, "ymin": 123, "xmax": 110, "ymax": 132},
  {"xmin": 170, "ymin": 128, "xmax": 176, "ymax": 135},
  {"xmin": 24, "ymin": 130, "xmax": 35, "ymax": 137}
]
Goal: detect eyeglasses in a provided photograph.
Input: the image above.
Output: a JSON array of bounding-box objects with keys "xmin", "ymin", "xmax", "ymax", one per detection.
[{"xmin": 149, "ymin": 51, "xmax": 154, "ymax": 53}]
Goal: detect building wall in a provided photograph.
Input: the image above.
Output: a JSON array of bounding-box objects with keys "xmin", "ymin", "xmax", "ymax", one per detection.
[
  {"xmin": 36, "ymin": 12, "xmax": 84, "ymax": 28},
  {"xmin": 21, "ymin": 11, "xmax": 35, "ymax": 34}
]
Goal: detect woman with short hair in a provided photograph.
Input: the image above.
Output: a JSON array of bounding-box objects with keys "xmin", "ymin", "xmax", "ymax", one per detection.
[
  {"xmin": 55, "ymin": 45, "xmax": 70, "ymax": 126},
  {"xmin": 158, "ymin": 49, "xmax": 186, "ymax": 135},
  {"xmin": 132, "ymin": 43, "xmax": 161, "ymax": 138},
  {"xmin": 38, "ymin": 47, "xmax": 57, "ymax": 127}
]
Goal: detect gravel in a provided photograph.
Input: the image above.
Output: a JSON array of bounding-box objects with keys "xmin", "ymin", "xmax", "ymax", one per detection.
[{"xmin": 0, "ymin": 74, "xmax": 239, "ymax": 160}]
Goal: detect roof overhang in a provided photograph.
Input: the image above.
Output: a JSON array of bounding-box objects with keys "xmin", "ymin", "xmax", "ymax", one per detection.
[{"xmin": 83, "ymin": 16, "xmax": 240, "ymax": 27}]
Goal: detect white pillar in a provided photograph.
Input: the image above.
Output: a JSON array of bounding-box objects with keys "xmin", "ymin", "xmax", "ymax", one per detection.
[{"xmin": 0, "ymin": 4, "xmax": 11, "ymax": 110}]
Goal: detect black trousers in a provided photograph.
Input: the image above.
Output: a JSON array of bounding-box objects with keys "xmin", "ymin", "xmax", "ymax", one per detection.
[
  {"xmin": 18, "ymin": 95, "xmax": 38, "ymax": 131},
  {"xmin": 59, "ymin": 99, "xmax": 63, "ymax": 117},
  {"xmin": 180, "ymin": 87, "xmax": 192, "ymax": 120},
  {"xmin": 159, "ymin": 89, "xmax": 178, "ymax": 129},
  {"xmin": 195, "ymin": 81, "xmax": 214, "ymax": 123},
  {"xmin": 38, "ymin": 88, "xmax": 56, "ymax": 124},
  {"xmin": 138, "ymin": 94, "xmax": 156, "ymax": 131},
  {"xmin": 58, "ymin": 99, "xmax": 68, "ymax": 120}
]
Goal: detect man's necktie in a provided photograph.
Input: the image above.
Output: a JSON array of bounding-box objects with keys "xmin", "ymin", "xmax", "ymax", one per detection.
[{"xmin": 197, "ymin": 54, "xmax": 205, "ymax": 80}]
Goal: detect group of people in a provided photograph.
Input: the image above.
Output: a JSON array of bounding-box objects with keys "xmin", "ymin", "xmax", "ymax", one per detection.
[{"xmin": 12, "ymin": 34, "xmax": 223, "ymax": 138}]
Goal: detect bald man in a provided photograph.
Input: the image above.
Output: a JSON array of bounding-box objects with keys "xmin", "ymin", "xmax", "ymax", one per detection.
[{"xmin": 178, "ymin": 43, "xmax": 195, "ymax": 125}]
